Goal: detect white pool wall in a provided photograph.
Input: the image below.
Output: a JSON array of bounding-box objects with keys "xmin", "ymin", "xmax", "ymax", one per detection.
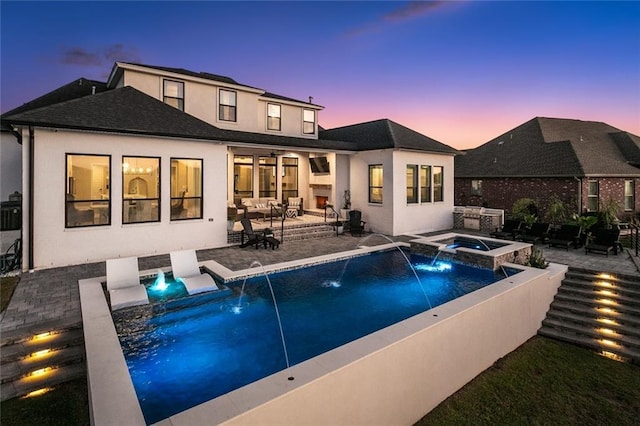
[{"xmin": 79, "ymin": 244, "xmax": 566, "ymax": 426}]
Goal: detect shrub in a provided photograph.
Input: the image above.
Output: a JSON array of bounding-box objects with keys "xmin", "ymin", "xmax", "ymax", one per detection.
[
  {"xmin": 512, "ymin": 198, "xmax": 539, "ymax": 224},
  {"xmin": 525, "ymin": 247, "xmax": 549, "ymax": 269}
]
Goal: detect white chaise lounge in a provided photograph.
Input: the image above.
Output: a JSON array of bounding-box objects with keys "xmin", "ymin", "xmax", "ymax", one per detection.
[
  {"xmin": 106, "ymin": 257, "xmax": 149, "ymax": 311},
  {"xmin": 170, "ymin": 250, "xmax": 219, "ymax": 295}
]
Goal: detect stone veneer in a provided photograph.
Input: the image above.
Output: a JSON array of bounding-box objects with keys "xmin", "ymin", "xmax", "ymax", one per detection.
[{"xmin": 410, "ymin": 233, "xmax": 532, "ymax": 270}]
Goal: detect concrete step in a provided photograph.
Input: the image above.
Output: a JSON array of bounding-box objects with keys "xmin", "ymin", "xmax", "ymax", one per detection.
[
  {"xmin": 0, "ymin": 320, "xmax": 86, "ymax": 401},
  {"xmin": 560, "ymin": 278, "xmax": 640, "ymax": 299},
  {"xmin": 1, "ymin": 344, "xmax": 86, "ymax": 384},
  {"xmin": 541, "ymin": 317, "xmax": 640, "ymax": 350},
  {"xmin": 554, "ymin": 292, "xmax": 640, "ymax": 316},
  {"xmin": 0, "ymin": 363, "xmax": 86, "ymax": 401},
  {"xmin": 557, "ymin": 286, "xmax": 640, "ymax": 309},
  {"xmin": 1, "ymin": 328, "xmax": 84, "ymax": 364},
  {"xmin": 546, "ymin": 308, "xmax": 640, "ymax": 337},
  {"xmin": 538, "ymin": 326, "xmax": 640, "ymax": 363},
  {"xmin": 565, "ymin": 269, "xmax": 640, "ymax": 287}
]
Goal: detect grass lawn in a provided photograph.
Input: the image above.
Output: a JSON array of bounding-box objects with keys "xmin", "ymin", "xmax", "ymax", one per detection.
[
  {"xmin": 417, "ymin": 336, "xmax": 640, "ymax": 425},
  {"xmin": 1, "ymin": 275, "xmax": 20, "ymax": 313},
  {"xmin": 0, "ymin": 379, "xmax": 89, "ymax": 426},
  {"xmin": 0, "ymin": 336, "xmax": 637, "ymax": 425}
]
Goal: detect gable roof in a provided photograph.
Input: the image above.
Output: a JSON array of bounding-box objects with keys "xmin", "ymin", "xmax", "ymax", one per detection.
[
  {"xmin": 2, "ymin": 86, "xmax": 356, "ymax": 151},
  {"xmin": 455, "ymin": 117, "xmax": 640, "ymax": 178},
  {"xmin": 2, "ymin": 78, "xmax": 108, "ymax": 117},
  {"xmin": 320, "ymin": 119, "xmax": 460, "ymax": 155}
]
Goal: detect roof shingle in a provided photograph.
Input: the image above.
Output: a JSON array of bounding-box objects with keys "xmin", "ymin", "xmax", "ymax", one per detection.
[{"xmin": 455, "ymin": 117, "xmax": 640, "ymax": 178}]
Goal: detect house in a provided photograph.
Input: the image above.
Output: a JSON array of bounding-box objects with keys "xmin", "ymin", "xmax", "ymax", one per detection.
[
  {"xmin": 454, "ymin": 117, "xmax": 640, "ymax": 221},
  {"xmin": 1, "ymin": 62, "xmax": 459, "ymax": 270}
]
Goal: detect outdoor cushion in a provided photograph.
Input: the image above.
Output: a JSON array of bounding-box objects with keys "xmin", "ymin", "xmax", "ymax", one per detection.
[
  {"xmin": 106, "ymin": 257, "xmax": 149, "ymax": 310},
  {"xmin": 170, "ymin": 249, "xmax": 219, "ymax": 295}
]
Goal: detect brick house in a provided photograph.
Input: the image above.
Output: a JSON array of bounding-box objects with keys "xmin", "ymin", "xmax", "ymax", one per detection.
[{"xmin": 454, "ymin": 117, "xmax": 640, "ymax": 221}]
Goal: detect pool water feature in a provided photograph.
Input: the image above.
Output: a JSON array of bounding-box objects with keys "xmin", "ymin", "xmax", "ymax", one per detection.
[
  {"xmin": 411, "ymin": 232, "xmax": 532, "ymax": 270},
  {"xmin": 114, "ymin": 249, "xmax": 519, "ymax": 424}
]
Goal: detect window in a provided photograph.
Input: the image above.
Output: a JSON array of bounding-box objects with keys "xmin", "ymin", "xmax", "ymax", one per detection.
[
  {"xmin": 170, "ymin": 158, "xmax": 202, "ymax": 220},
  {"xmin": 369, "ymin": 165, "xmax": 383, "ymax": 204},
  {"xmin": 303, "ymin": 109, "xmax": 315, "ymax": 134},
  {"xmin": 267, "ymin": 103, "xmax": 281, "ymax": 131},
  {"xmin": 282, "ymin": 157, "xmax": 298, "ymax": 200},
  {"xmin": 259, "ymin": 156, "xmax": 277, "ymax": 198},
  {"xmin": 219, "ymin": 89, "xmax": 236, "ymax": 122},
  {"xmin": 624, "ymin": 180, "xmax": 635, "ymax": 211},
  {"xmin": 65, "ymin": 154, "xmax": 110, "ymax": 228},
  {"xmin": 234, "ymin": 155, "xmax": 253, "ymax": 199},
  {"xmin": 420, "ymin": 165, "xmax": 431, "ymax": 203},
  {"xmin": 471, "ymin": 179, "xmax": 482, "ymax": 196},
  {"xmin": 122, "ymin": 157, "xmax": 160, "ymax": 224},
  {"xmin": 406, "ymin": 165, "xmax": 418, "ymax": 204},
  {"xmin": 433, "ymin": 166, "xmax": 443, "ymax": 202},
  {"xmin": 587, "ymin": 180, "xmax": 599, "ymax": 212},
  {"xmin": 163, "ymin": 80, "xmax": 184, "ymax": 111}
]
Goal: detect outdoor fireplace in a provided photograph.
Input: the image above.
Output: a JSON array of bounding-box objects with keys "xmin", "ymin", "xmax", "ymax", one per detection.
[{"xmin": 315, "ymin": 196, "xmax": 329, "ymax": 209}]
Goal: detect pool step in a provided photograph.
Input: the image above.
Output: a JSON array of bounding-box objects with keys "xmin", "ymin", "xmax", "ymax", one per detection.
[
  {"xmin": 538, "ymin": 267, "xmax": 640, "ymax": 363},
  {"xmin": 0, "ymin": 319, "xmax": 85, "ymax": 401}
]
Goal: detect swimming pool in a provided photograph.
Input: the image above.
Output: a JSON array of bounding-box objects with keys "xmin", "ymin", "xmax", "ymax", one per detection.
[{"xmin": 114, "ymin": 249, "xmax": 518, "ymax": 424}]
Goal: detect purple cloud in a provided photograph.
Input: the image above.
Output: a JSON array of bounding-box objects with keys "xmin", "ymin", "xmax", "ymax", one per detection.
[
  {"xmin": 343, "ymin": 1, "xmax": 451, "ymax": 38},
  {"xmin": 59, "ymin": 44, "xmax": 140, "ymax": 67}
]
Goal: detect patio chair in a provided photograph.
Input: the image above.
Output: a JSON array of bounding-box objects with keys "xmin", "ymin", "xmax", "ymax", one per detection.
[
  {"xmin": 106, "ymin": 257, "xmax": 149, "ymax": 311},
  {"xmin": 585, "ymin": 228, "xmax": 621, "ymax": 256},
  {"xmin": 348, "ymin": 210, "xmax": 366, "ymax": 236},
  {"xmin": 490, "ymin": 219, "xmax": 522, "ymax": 240},
  {"xmin": 170, "ymin": 249, "xmax": 219, "ymax": 295},
  {"xmin": 548, "ymin": 224, "xmax": 581, "ymax": 250},
  {"xmin": 0, "ymin": 238, "xmax": 21, "ymax": 273},
  {"xmin": 240, "ymin": 218, "xmax": 265, "ymax": 249},
  {"xmin": 518, "ymin": 222, "xmax": 551, "ymax": 244}
]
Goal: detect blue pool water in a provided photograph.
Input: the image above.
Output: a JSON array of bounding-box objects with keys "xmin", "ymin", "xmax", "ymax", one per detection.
[{"xmin": 115, "ymin": 250, "xmax": 519, "ymax": 424}]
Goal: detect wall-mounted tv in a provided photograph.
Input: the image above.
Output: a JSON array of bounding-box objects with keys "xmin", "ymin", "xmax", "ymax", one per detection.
[{"xmin": 310, "ymin": 157, "xmax": 330, "ymax": 173}]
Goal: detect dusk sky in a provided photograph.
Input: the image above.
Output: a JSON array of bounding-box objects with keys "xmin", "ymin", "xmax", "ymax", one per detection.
[{"xmin": 1, "ymin": 1, "xmax": 638, "ymax": 149}]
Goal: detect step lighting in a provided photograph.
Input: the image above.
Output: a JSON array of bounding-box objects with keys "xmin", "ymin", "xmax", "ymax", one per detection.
[
  {"xmin": 597, "ymin": 307, "xmax": 618, "ymax": 315},
  {"xmin": 596, "ymin": 298, "xmax": 617, "ymax": 306},
  {"xmin": 29, "ymin": 367, "xmax": 50, "ymax": 377},
  {"xmin": 597, "ymin": 290, "xmax": 615, "ymax": 296},
  {"xmin": 22, "ymin": 387, "xmax": 53, "ymax": 398},
  {"xmin": 600, "ymin": 351, "xmax": 625, "ymax": 362},
  {"xmin": 32, "ymin": 332, "xmax": 52, "ymax": 341},
  {"xmin": 599, "ymin": 339, "xmax": 619, "ymax": 347},
  {"xmin": 596, "ymin": 318, "xmax": 618, "ymax": 326},
  {"xmin": 597, "ymin": 328, "xmax": 618, "ymax": 336},
  {"xmin": 597, "ymin": 273, "xmax": 614, "ymax": 280},
  {"xmin": 595, "ymin": 281, "xmax": 614, "ymax": 288},
  {"xmin": 30, "ymin": 349, "xmax": 52, "ymax": 358}
]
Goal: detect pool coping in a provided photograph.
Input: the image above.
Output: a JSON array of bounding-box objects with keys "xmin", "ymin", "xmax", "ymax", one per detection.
[{"xmin": 79, "ymin": 239, "xmax": 565, "ymax": 425}]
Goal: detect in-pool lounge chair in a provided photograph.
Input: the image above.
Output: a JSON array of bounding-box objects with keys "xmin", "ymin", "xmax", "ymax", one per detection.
[
  {"xmin": 170, "ymin": 249, "xmax": 219, "ymax": 295},
  {"xmin": 490, "ymin": 219, "xmax": 522, "ymax": 240},
  {"xmin": 548, "ymin": 224, "xmax": 582, "ymax": 250},
  {"xmin": 106, "ymin": 257, "xmax": 149, "ymax": 311}
]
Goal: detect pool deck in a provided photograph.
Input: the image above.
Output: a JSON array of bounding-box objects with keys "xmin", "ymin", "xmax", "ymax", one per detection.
[{"xmin": 2, "ymin": 229, "xmax": 639, "ymax": 337}]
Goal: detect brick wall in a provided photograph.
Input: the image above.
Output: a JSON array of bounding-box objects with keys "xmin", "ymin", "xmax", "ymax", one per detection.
[{"xmin": 455, "ymin": 176, "xmax": 639, "ymax": 220}]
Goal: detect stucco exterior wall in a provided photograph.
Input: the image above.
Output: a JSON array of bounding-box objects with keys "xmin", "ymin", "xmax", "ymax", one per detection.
[
  {"xmin": 0, "ymin": 131, "xmax": 22, "ymax": 200},
  {"xmin": 393, "ymin": 151, "xmax": 455, "ymax": 235},
  {"xmin": 122, "ymin": 68, "xmax": 319, "ymax": 139},
  {"xmin": 349, "ymin": 150, "xmax": 394, "ymax": 235},
  {"xmin": 26, "ymin": 128, "xmax": 228, "ymax": 270}
]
